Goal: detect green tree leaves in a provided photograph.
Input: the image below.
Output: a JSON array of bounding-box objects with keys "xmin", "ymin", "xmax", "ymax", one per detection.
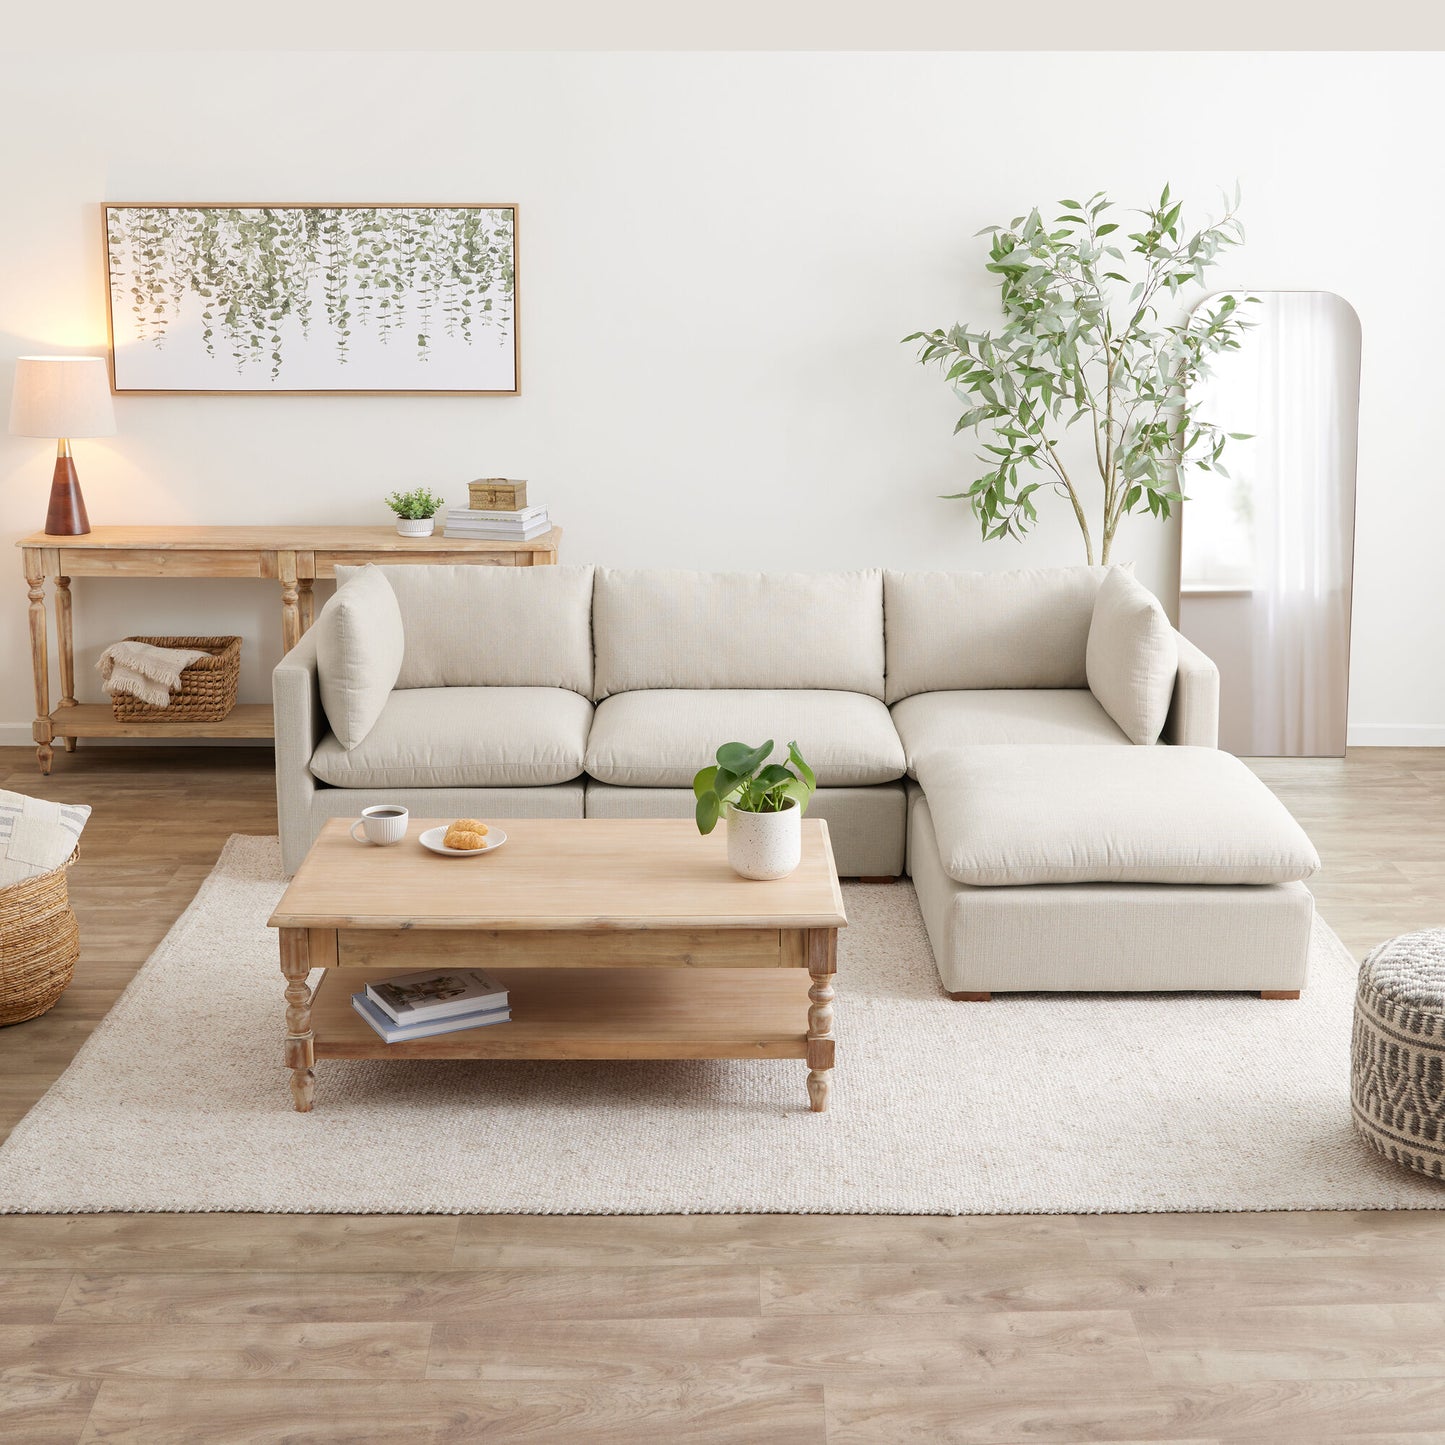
[{"xmin": 906, "ymin": 186, "xmax": 1253, "ymax": 563}]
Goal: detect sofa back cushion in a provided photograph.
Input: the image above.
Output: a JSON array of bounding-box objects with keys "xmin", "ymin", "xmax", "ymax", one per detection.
[
  {"xmin": 593, "ymin": 569, "xmax": 885, "ymax": 700},
  {"xmin": 315, "ymin": 565, "xmax": 406, "ymax": 750},
  {"xmin": 884, "ymin": 566, "xmax": 1107, "ymax": 702},
  {"xmin": 335, "ymin": 564, "xmax": 594, "ymax": 695},
  {"xmin": 1086, "ymin": 566, "xmax": 1178, "ymax": 745}
]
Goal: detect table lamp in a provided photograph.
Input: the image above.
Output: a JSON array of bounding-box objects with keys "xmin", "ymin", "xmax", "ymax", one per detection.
[{"xmin": 8, "ymin": 356, "xmax": 116, "ymax": 536}]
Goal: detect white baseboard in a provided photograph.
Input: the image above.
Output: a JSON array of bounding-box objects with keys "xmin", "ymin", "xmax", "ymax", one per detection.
[{"xmin": 1347, "ymin": 724, "xmax": 1445, "ymax": 747}]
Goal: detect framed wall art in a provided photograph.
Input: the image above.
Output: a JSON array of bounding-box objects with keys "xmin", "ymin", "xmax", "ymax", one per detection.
[{"xmin": 102, "ymin": 203, "xmax": 518, "ymax": 395}]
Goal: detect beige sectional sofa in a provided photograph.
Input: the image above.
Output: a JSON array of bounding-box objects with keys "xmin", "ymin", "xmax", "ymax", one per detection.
[{"xmin": 274, "ymin": 562, "xmax": 1319, "ymax": 995}]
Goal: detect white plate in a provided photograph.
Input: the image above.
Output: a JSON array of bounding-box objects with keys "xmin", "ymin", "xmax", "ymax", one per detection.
[{"xmin": 418, "ymin": 825, "xmax": 508, "ymax": 857}]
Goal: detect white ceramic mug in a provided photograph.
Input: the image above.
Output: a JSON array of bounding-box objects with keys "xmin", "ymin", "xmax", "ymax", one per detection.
[{"xmin": 350, "ymin": 804, "xmax": 409, "ymax": 846}]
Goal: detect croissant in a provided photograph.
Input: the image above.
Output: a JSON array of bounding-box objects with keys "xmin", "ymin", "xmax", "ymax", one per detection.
[{"xmin": 444, "ymin": 827, "xmax": 489, "ymax": 851}]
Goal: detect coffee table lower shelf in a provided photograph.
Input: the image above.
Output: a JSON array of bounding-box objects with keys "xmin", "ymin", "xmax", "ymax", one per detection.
[{"xmin": 309, "ymin": 966, "xmax": 814, "ymax": 1061}]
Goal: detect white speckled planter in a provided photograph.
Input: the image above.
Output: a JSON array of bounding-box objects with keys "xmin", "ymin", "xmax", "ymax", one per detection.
[
  {"xmin": 395, "ymin": 517, "xmax": 435, "ymax": 537},
  {"xmin": 725, "ymin": 801, "xmax": 802, "ymax": 880}
]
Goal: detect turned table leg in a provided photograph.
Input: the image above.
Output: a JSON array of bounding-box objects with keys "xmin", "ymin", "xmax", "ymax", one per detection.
[
  {"xmin": 806, "ymin": 928, "xmax": 837, "ymax": 1113},
  {"xmin": 25, "ymin": 566, "xmax": 53, "ymax": 775},
  {"xmin": 276, "ymin": 550, "xmax": 302, "ymax": 654},
  {"xmin": 55, "ymin": 575, "xmax": 76, "ymax": 751},
  {"xmin": 280, "ymin": 929, "xmax": 315, "ymax": 1112},
  {"xmin": 298, "ymin": 577, "xmax": 315, "ymax": 633}
]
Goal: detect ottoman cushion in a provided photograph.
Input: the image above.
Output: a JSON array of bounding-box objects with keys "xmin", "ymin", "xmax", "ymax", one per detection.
[
  {"xmin": 916, "ymin": 744, "xmax": 1320, "ymax": 887},
  {"xmin": 1352, "ymin": 930, "xmax": 1445, "ymax": 1181}
]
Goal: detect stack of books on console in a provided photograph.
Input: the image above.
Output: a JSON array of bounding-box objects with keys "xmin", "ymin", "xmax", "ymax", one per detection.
[
  {"xmin": 443, "ymin": 504, "xmax": 551, "ymax": 541},
  {"xmin": 351, "ymin": 968, "xmax": 510, "ymax": 1044},
  {"xmin": 444, "ymin": 477, "xmax": 550, "ymax": 541}
]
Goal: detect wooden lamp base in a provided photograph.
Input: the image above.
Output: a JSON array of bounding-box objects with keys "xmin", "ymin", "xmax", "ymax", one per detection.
[{"xmin": 44, "ymin": 445, "xmax": 90, "ymax": 537}]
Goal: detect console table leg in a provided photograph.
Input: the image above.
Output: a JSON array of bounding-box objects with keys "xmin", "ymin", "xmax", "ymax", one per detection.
[
  {"xmin": 298, "ymin": 577, "xmax": 315, "ymax": 633},
  {"xmin": 26, "ymin": 568, "xmax": 53, "ymax": 775},
  {"xmin": 806, "ymin": 929, "xmax": 837, "ymax": 1113},
  {"xmin": 280, "ymin": 930, "xmax": 315, "ymax": 1112},
  {"xmin": 55, "ymin": 575, "xmax": 76, "ymax": 751},
  {"xmin": 280, "ymin": 581, "xmax": 301, "ymax": 654}
]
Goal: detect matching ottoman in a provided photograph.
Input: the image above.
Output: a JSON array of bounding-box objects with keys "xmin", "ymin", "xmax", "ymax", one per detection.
[
  {"xmin": 909, "ymin": 745, "xmax": 1321, "ymax": 998},
  {"xmin": 1352, "ymin": 930, "xmax": 1445, "ymax": 1180}
]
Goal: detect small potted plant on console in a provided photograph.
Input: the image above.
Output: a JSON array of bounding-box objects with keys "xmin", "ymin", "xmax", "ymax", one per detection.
[
  {"xmin": 384, "ymin": 486, "xmax": 445, "ymax": 537},
  {"xmin": 693, "ymin": 739, "xmax": 816, "ymax": 880}
]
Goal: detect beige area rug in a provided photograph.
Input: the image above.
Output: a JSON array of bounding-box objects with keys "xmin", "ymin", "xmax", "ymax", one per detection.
[{"xmin": 0, "ymin": 835, "xmax": 1440, "ymax": 1215}]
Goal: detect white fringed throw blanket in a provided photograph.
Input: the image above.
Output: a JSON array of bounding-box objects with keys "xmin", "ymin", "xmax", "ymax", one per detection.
[{"xmin": 97, "ymin": 641, "xmax": 207, "ymax": 708}]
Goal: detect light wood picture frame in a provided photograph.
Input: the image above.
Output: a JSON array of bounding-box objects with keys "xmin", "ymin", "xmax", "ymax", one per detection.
[{"xmin": 102, "ymin": 203, "xmax": 519, "ymax": 395}]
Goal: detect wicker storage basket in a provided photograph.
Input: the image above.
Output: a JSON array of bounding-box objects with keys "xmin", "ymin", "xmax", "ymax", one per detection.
[
  {"xmin": 0, "ymin": 851, "xmax": 80, "ymax": 1027},
  {"xmin": 110, "ymin": 636, "xmax": 241, "ymax": 722}
]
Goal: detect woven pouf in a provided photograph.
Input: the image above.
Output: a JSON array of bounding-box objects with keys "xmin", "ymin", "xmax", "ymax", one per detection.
[
  {"xmin": 1352, "ymin": 929, "xmax": 1445, "ymax": 1180},
  {"xmin": 0, "ymin": 854, "xmax": 80, "ymax": 1027}
]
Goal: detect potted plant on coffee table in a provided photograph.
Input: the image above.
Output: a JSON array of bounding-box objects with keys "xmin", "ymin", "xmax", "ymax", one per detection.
[
  {"xmin": 384, "ymin": 486, "xmax": 445, "ymax": 537},
  {"xmin": 693, "ymin": 739, "xmax": 816, "ymax": 880}
]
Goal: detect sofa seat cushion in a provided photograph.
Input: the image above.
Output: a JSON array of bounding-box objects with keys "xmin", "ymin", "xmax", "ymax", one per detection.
[
  {"xmin": 891, "ymin": 690, "xmax": 1128, "ymax": 778},
  {"xmin": 310, "ymin": 687, "xmax": 592, "ymax": 790},
  {"xmin": 916, "ymin": 744, "xmax": 1321, "ymax": 886},
  {"xmin": 584, "ymin": 690, "xmax": 907, "ymax": 788}
]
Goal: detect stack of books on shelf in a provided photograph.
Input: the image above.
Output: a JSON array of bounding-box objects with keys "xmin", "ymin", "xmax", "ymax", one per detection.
[
  {"xmin": 444, "ymin": 477, "xmax": 550, "ymax": 541},
  {"xmin": 351, "ymin": 968, "xmax": 510, "ymax": 1044}
]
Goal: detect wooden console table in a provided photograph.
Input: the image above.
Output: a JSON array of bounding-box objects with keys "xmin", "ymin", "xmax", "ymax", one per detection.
[{"xmin": 17, "ymin": 525, "xmax": 562, "ymax": 774}]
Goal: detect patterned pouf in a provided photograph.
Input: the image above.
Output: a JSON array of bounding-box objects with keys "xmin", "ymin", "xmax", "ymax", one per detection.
[{"xmin": 1352, "ymin": 929, "xmax": 1445, "ymax": 1180}]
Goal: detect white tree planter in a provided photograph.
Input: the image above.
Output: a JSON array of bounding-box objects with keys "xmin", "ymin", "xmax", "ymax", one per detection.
[
  {"xmin": 725, "ymin": 801, "xmax": 802, "ymax": 881},
  {"xmin": 395, "ymin": 517, "xmax": 436, "ymax": 537}
]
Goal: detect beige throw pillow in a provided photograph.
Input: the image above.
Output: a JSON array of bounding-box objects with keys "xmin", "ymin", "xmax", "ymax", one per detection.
[
  {"xmin": 1086, "ymin": 568, "xmax": 1177, "ymax": 745},
  {"xmin": 315, "ymin": 565, "xmax": 405, "ymax": 751}
]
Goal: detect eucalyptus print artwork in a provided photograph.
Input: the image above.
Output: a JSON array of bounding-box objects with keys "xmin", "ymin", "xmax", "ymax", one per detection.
[{"xmin": 104, "ymin": 205, "xmax": 518, "ymax": 393}]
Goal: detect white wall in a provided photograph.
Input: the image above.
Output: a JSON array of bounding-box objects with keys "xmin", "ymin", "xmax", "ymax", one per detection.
[{"xmin": 0, "ymin": 51, "xmax": 1440, "ymax": 741}]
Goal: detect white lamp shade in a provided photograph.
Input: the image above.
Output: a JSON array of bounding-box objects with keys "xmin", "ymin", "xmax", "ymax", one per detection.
[{"xmin": 9, "ymin": 356, "xmax": 116, "ymax": 439}]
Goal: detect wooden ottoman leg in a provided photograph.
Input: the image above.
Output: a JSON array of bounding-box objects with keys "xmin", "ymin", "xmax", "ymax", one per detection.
[
  {"xmin": 948, "ymin": 991, "xmax": 992, "ymax": 1002},
  {"xmin": 279, "ymin": 929, "xmax": 315, "ymax": 1112},
  {"xmin": 1261, "ymin": 990, "xmax": 1301, "ymax": 1000}
]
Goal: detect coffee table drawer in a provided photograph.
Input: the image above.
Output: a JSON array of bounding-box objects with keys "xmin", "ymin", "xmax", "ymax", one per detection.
[{"xmin": 333, "ymin": 928, "xmax": 796, "ymax": 971}]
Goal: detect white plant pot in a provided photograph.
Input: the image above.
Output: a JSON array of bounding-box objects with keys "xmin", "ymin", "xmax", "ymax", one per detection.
[
  {"xmin": 725, "ymin": 800, "xmax": 802, "ymax": 881},
  {"xmin": 395, "ymin": 517, "xmax": 435, "ymax": 537}
]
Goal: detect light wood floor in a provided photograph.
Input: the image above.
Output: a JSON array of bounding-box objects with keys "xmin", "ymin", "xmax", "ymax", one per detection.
[{"xmin": 2, "ymin": 745, "xmax": 1444, "ymax": 1444}]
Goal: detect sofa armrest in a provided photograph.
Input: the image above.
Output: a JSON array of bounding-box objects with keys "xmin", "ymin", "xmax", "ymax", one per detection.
[
  {"xmin": 273, "ymin": 626, "xmax": 326, "ymax": 875},
  {"xmin": 1163, "ymin": 630, "xmax": 1220, "ymax": 748}
]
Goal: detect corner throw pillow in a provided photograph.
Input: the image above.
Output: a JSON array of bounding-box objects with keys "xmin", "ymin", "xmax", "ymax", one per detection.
[
  {"xmin": 315, "ymin": 565, "xmax": 405, "ymax": 751},
  {"xmin": 0, "ymin": 789, "xmax": 90, "ymax": 887},
  {"xmin": 1086, "ymin": 567, "xmax": 1178, "ymax": 745}
]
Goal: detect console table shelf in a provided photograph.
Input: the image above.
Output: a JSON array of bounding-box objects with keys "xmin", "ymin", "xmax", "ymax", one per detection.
[
  {"xmin": 45, "ymin": 702, "xmax": 276, "ymax": 741},
  {"xmin": 18, "ymin": 524, "xmax": 561, "ymax": 774}
]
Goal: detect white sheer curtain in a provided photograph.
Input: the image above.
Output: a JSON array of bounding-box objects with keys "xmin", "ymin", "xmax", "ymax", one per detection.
[
  {"xmin": 1183, "ymin": 292, "xmax": 1358, "ymax": 756},
  {"xmin": 1247, "ymin": 294, "xmax": 1357, "ymax": 756}
]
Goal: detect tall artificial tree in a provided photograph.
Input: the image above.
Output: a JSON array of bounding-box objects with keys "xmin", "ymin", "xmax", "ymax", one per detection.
[{"xmin": 907, "ymin": 186, "xmax": 1251, "ymax": 564}]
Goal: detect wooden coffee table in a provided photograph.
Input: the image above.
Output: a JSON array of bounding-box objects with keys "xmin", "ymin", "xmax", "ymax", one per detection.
[{"xmin": 267, "ymin": 817, "xmax": 847, "ymax": 1114}]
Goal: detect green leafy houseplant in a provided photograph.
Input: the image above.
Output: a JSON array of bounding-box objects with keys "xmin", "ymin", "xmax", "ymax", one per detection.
[
  {"xmin": 693, "ymin": 740, "xmax": 817, "ymax": 835},
  {"xmin": 384, "ymin": 487, "xmax": 445, "ymax": 521},
  {"xmin": 906, "ymin": 185, "xmax": 1253, "ymax": 564}
]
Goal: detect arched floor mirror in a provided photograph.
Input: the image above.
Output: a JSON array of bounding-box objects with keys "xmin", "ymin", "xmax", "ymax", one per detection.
[{"xmin": 1180, "ymin": 291, "xmax": 1360, "ymax": 757}]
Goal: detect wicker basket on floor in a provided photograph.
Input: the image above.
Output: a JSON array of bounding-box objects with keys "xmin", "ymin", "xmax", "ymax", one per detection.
[
  {"xmin": 110, "ymin": 636, "xmax": 241, "ymax": 722},
  {"xmin": 0, "ymin": 850, "xmax": 80, "ymax": 1027}
]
